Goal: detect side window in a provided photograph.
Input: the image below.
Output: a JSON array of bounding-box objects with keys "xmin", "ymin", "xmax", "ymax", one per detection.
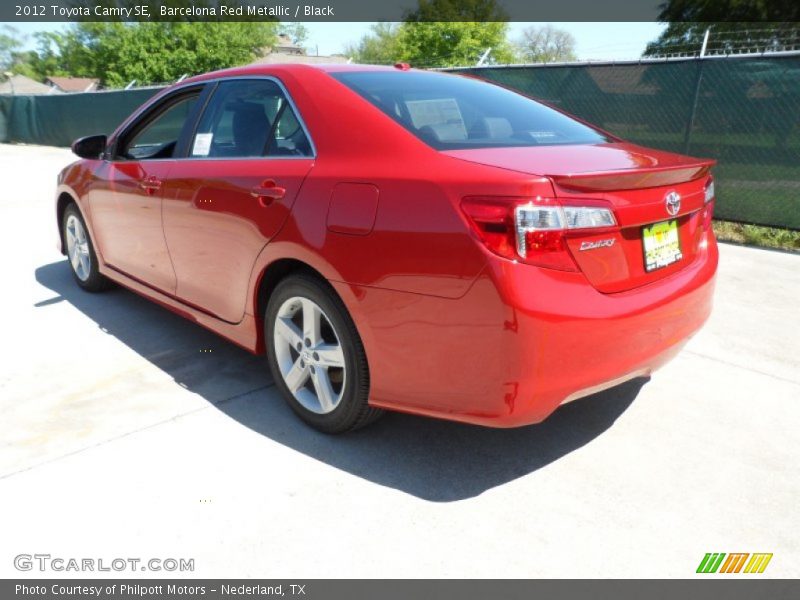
[
  {"xmin": 190, "ymin": 79, "xmax": 312, "ymax": 158},
  {"xmin": 119, "ymin": 93, "xmax": 199, "ymax": 160}
]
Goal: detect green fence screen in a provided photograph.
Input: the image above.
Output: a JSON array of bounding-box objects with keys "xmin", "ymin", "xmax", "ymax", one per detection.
[
  {"xmin": 0, "ymin": 87, "xmax": 162, "ymax": 149},
  {"xmin": 455, "ymin": 55, "xmax": 800, "ymax": 230},
  {"xmin": 1, "ymin": 55, "xmax": 798, "ymax": 229}
]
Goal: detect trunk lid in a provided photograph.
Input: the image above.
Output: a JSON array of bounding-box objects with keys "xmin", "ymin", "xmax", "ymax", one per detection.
[{"xmin": 445, "ymin": 143, "xmax": 715, "ymax": 293}]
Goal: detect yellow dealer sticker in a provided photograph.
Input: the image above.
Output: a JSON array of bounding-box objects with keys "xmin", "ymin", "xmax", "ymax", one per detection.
[{"xmin": 643, "ymin": 219, "xmax": 682, "ymax": 271}]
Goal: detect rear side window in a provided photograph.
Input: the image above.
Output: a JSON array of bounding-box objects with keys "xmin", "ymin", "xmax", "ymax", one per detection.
[
  {"xmin": 331, "ymin": 71, "xmax": 610, "ymax": 150},
  {"xmin": 191, "ymin": 79, "xmax": 313, "ymax": 158}
]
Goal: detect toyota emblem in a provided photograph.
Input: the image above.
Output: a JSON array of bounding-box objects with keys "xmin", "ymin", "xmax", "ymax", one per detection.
[{"xmin": 665, "ymin": 191, "xmax": 681, "ymax": 216}]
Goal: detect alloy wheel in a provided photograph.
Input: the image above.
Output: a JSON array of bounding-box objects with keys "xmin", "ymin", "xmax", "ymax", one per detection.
[
  {"xmin": 65, "ymin": 214, "xmax": 91, "ymax": 282},
  {"xmin": 273, "ymin": 296, "xmax": 346, "ymax": 414}
]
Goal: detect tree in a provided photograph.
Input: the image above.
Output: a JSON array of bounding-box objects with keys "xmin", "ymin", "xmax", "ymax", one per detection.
[
  {"xmin": 643, "ymin": 0, "xmax": 800, "ymax": 57},
  {"xmin": 396, "ymin": 21, "xmax": 514, "ymax": 67},
  {"xmin": 516, "ymin": 25, "xmax": 576, "ymax": 63},
  {"xmin": 16, "ymin": 22, "xmax": 277, "ymax": 87},
  {"xmin": 344, "ymin": 0, "xmax": 514, "ymax": 67},
  {"xmin": 344, "ymin": 23, "xmax": 402, "ymax": 65},
  {"xmin": 0, "ymin": 25, "xmax": 23, "ymax": 72},
  {"xmin": 279, "ymin": 23, "xmax": 309, "ymax": 45}
]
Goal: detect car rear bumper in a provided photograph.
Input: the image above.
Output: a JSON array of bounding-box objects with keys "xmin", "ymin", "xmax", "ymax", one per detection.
[
  {"xmin": 481, "ymin": 232, "xmax": 718, "ymax": 426},
  {"xmin": 338, "ymin": 233, "xmax": 718, "ymax": 428}
]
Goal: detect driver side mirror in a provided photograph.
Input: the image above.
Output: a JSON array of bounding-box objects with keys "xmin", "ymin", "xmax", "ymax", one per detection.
[{"xmin": 71, "ymin": 134, "xmax": 107, "ymax": 159}]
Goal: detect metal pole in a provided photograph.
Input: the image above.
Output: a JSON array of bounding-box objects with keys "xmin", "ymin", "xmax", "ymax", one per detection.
[
  {"xmin": 682, "ymin": 28, "xmax": 711, "ymax": 154},
  {"xmin": 700, "ymin": 27, "xmax": 710, "ymax": 58},
  {"xmin": 477, "ymin": 48, "xmax": 492, "ymax": 67}
]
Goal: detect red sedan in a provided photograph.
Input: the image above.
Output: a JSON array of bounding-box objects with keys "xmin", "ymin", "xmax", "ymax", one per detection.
[{"xmin": 56, "ymin": 64, "xmax": 718, "ymax": 433}]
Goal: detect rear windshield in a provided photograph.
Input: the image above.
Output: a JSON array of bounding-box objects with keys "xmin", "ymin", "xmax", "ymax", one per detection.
[{"xmin": 331, "ymin": 70, "xmax": 610, "ymax": 150}]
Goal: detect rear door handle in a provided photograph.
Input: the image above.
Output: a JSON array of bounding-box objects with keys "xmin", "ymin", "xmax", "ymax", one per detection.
[
  {"xmin": 139, "ymin": 176, "xmax": 162, "ymax": 194},
  {"xmin": 250, "ymin": 180, "xmax": 286, "ymax": 205}
]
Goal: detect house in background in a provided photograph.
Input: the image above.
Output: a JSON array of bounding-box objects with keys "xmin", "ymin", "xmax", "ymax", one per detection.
[
  {"xmin": 0, "ymin": 74, "xmax": 56, "ymax": 95},
  {"xmin": 45, "ymin": 76, "xmax": 100, "ymax": 93},
  {"xmin": 251, "ymin": 34, "xmax": 349, "ymax": 66}
]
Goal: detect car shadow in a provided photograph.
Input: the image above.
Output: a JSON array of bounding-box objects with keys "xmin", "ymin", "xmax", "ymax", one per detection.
[{"xmin": 35, "ymin": 260, "xmax": 646, "ymax": 502}]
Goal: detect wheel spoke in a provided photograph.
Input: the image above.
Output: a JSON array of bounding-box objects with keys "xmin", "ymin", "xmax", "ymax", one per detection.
[
  {"xmin": 302, "ymin": 298, "xmax": 322, "ymax": 346},
  {"xmin": 275, "ymin": 316, "xmax": 303, "ymax": 349},
  {"xmin": 284, "ymin": 358, "xmax": 308, "ymax": 392},
  {"xmin": 75, "ymin": 222, "xmax": 86, "ymax": 243},
  {"xmin": 70, "ymin": 246, "xmax": 81, "ymax": 269},
  {"xmin": 311, "ymin": 369, "xmax": 336, "ymax": 413},
  {"xmin": 315, "ymin": 344, "xmax": 344, "ymax": 369},
  {"xmin": 79, "ymin": 253, "xmax": 90, "ymax": 277}
]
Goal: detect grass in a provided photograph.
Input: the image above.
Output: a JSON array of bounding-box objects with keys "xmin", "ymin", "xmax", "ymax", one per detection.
[{"xmin": 713, "ymin": 221, "xmax": 800, "ymax": 252}]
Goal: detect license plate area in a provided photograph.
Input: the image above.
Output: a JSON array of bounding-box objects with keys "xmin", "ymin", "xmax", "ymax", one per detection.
[{"xmin": 642, "ymin": 219, "xmax": 682, "ymax": 272}]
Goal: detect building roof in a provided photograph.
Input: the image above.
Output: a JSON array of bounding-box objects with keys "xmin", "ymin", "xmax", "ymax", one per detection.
[
  {"xmin": 0, "ymin": 74, "xmax": 55, "ymax": 95},
  {"xmin": 250, "ymin": 53, "xmax": 350, "ymax": 65},
  {"xmin": 45, "ymin": 76, "xmax": 100, "ymax": 93}
]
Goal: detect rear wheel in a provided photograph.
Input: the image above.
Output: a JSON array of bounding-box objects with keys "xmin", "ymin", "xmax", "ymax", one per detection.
[
  {"xmin": 265, "ymin": 274, "xmax": 382, "ymax": 433},
  {"xmin": 62, "ymin": 203, "xmax": 111, "ymax": 292}
]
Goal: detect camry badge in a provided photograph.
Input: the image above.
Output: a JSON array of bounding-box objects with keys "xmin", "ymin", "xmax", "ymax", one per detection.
[
  {"xmin": 579, "ymin": 238, "xmax": 615, "ymax": 251},
  {"xmin": 665, "ymin": 191, "xmax": 681, "ymax": 216}
]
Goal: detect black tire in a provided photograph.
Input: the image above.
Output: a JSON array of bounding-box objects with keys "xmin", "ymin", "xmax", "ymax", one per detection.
[
  {"xmin": 265, "ymin": 274, "xmax": 383, "ymax": 433},
  {"xmin": 62, "ymin": 203, "xmax": 112, "ymax": 292}
]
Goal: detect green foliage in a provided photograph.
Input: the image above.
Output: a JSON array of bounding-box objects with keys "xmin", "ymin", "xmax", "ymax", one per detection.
[
  {"xmin": 279, "ymin": 23, "xmax": 309, "ymax": 45},
  {"xmin": 396, "ymin": 21, "xmax": 514, "ymax": 67},
  {"xmin": 1, "ymin": 25, "xmax": 24, "ymax": 72},
  {"xmin": 12, "ymin": 21, "xmax": 277, "ymax": 87},
  {"xmin": 644, "ymin": 0, "xmax": 800, "ymax": 56},
  {"xmin": 516, "ymin": 25, "xmax": 576, "ymax": 63},
  {"xmin": 713, "ymin": 221, "xmax": 800, "ymax": 252},
  {"xmin": 344, "ymin": 23, "xmax": 403, "ymax": 66},
  {"xmin": 345, "ymin": 0, "xmax": 514, "ymax": 67}
]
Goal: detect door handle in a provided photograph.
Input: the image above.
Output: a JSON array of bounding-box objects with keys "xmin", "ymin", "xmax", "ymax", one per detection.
[
  {"xmin": 250, "ymin": 180, "xmax": 286, "ymax": 206},
  {"xmin": 139, "ymin": 176, "xmax": 162, "ymax": 195}
]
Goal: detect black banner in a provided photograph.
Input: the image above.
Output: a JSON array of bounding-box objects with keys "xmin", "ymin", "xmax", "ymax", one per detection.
[{"xmin": 1, "ymin": 0, "xmax": 684, "ymax": 23}]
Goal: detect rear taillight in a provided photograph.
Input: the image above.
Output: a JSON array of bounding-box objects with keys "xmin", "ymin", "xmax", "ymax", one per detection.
[
  {"xmin": 702, "ymin": 177, "xmax": 715, "ymax": 231},
  {"xmin": 461, "ymin": 196, "xmax": 617, "ymax": 271}
]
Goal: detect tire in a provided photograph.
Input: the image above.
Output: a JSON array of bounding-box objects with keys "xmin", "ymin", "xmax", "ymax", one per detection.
[
  {"xmin": 265, "ymin": 274, "xmax": 383, "ymax": 433},
  {"xmin": 62, "ymin": 203, "xmax": 112, "ymax": 292}
]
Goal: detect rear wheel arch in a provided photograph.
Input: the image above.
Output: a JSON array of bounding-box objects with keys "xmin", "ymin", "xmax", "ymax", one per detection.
[{"xmin": 255, "ymin": 259, "xmax": 346, "ymax": 352}]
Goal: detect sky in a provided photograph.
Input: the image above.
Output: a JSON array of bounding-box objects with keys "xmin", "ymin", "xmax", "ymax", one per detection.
[{"xmin": 10, "ymin": 22, "xmax": 666, "ymax": 62}]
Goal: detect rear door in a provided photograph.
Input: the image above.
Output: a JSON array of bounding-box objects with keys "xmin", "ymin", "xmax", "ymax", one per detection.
[{"xmin": 161, "ymin": 78, "xmax": 315, "ymax": 323}]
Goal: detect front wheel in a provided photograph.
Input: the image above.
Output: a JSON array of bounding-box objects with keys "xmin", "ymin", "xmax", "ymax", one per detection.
[
  {"xmin": 62, "ymin": 203, "xmax": 112, "ymax": 292},
  {"xmin": 265, "ymin": 274, "xmax": 382, "ymax": 433}
]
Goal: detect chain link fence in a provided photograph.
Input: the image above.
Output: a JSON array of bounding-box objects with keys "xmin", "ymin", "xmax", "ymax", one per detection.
[
  {"xmin": 453, "ymin": 54, "xmax": 800, "ymax": 230},
  {"xmin": 1, "ymin": 54, "xmax": 798, "ymax": 229}
]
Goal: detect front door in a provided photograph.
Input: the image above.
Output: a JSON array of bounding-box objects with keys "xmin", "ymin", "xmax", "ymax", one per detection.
[
  {"xmin": 161, "ymin": 78, "xmax": 315, "ymax": 323},
  {"xmin": 88, "ymin": 89, "xmax": 203, "ymax": 293}
]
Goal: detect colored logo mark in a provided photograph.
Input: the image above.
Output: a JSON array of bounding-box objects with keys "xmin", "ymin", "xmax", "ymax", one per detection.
[{"xmin": 696, "ymin": 553, "xmax": 773, "ymax": 574}]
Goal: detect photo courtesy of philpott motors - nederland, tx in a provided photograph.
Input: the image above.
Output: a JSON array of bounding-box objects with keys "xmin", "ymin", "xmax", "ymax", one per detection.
[{"xmin": 15, "ymin": 583, "xmax": 299, "ymax": 596}]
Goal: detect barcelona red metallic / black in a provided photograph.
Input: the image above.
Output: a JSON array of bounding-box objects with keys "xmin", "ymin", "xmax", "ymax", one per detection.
[{"xmin": 55, "ymin": 63, "xmax": 718, "ymax": 433}]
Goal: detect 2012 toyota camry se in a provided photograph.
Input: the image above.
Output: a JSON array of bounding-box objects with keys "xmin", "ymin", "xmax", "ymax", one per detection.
[{"xmin": 55, "ymin": 63, "xmax": 718, "ymax": 433}]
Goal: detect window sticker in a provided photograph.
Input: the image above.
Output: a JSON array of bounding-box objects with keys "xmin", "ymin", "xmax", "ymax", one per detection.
[
  {"xmin": 405, "ymin": 98, "xmax": 467, "ymax": 138},
  {"xmin": 192, "ymin": 132, "xmax": 213, "ymax": 156},
  {"xmin": 528, "ymin": 131, "xmax": 558, "ymax": 140}
]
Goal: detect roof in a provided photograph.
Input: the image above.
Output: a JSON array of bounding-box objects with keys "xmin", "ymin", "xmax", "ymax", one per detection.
[
  {"xmin": 0, "ymin": 74, "xmax": 55, "ymax": 95},
  {"xmin": 181, "ymin": 63, "xmax": 421, "ymax": 86},
  {"xmin": 45, "ymin": 76, "xmax": 100, "ymax": 93}
]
